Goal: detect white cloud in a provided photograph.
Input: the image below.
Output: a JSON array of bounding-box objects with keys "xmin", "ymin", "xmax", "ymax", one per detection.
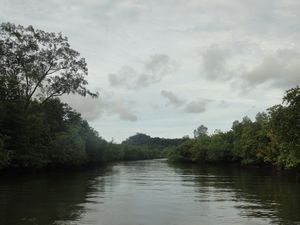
[{"xmin": 61, "ymin": 92, "xmax": 138, "ymax": 122}]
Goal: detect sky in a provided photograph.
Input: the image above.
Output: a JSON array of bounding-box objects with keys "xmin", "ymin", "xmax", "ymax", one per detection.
[{"xmin": 1, "ymin": 0, "xmax": 300, "ymax": 142}]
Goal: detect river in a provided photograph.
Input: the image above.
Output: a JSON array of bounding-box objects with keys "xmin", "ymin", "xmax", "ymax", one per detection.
[{"xmin": 0, "ymin": 159, "xmax": 299, "ymax": 225}]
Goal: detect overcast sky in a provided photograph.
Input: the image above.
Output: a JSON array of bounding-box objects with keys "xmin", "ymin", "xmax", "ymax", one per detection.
[{"xmin": 1, "ymin": 0, "xmax": 300, "ymax": 142}]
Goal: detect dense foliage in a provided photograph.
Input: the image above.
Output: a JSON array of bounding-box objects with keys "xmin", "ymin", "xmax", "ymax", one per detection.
[
  {"xmin": 123, "ymin": 133, "xmax": 184, "ymax": 150},
  {"xmin": 0, "ymin": 97, "xmax": 167, "ymax": 170},
  {"xmin": 167, "ymin": 86, "xmax": 300, "ymax": 169},
  {"xmin": 0, "ymin": 22, "xmax": 98, "ymax": 105},
  {"xmin": 0, "ymin": 23, "xmax": 163, "ymax": 170},
  {"xmin": 1, "ymin": 23, "xmax": 299, "ymax": 171}
]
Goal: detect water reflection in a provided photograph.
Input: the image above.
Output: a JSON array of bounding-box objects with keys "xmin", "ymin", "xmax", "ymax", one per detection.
[
  {"xmin": 169, "ymin": 163, "xmax": 300, "ymax": 225},
  {"xmin": 0, "ymin": 160, "xmax": 299, "ymax": 225},
  {"xmin": 0, "ymin": 167, "xmax": 112, "ymax": 225}
]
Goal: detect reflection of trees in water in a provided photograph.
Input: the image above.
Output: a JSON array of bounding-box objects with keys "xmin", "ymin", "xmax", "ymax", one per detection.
[
  {"xmin": 0, "ymin": 167, "xmax": 113, "ymax": 225},
  {"xmin": 106, "ymin": 160, "xmax": 170, "ymax": 188},
  {"xmin": 169, "ymin": 163, "xmax": 300, "ymax": 225},
  {"xmin": 1, "ymin": 161, "xmax": 299, "ymax": 225}
]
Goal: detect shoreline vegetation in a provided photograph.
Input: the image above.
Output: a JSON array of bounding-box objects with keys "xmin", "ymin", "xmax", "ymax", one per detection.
[
  {"xmin": 0, "ymin": 23, "xmax": 299, "ymax": 174},
  {"xmin": 166, "ymin": 86, "xmax": 300, "ymax": 173}
]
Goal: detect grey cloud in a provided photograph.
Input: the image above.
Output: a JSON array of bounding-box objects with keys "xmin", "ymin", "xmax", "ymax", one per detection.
[
  {"xmin": 106, "ymin": 98, "xmax": 138, "ymax": 121},
  {"xmin": 108, "ymin": 66, "xmax": 138, "ymax": 89},
  {"xmin": 201, "ymin": 45, "xmax": 231, "ymax": 80},
  {"xmin": 2, "ymin": 0, "xmax": 300, "ymax": 41},
  {"xmin": 160, "ymin": 90, "xmax": 209, "ymax": 114},
  {"xmin": 108, "ymin": 54, "xmax": 177, "ymax": 90},
  {"xmin": 161, "ymin": 90, "xmax": 185, "ymax": 106},
  {"xmin": 243, "ymin": 49, "xmax": 300, "ymax": 89},
  {"xmin": 3, "ymin": 0, "xmax": 300, "ymax": 141},
  {"xmin": 184, "ymin": 101, "xmax": 207, "ymax": 113},
  {"xmin": 144, "ymin": 54, "xmax": 175, "ymax": 79},
  {"xmin": 61, "ymin": 93, "xmax": 138, "ymax": 122},
  {"xmin": 200, "ymin": 45, "xmax": 300, "ymax": 91}
]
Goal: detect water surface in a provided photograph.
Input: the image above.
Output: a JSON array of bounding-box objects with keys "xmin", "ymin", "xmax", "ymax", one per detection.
[{"xmin": 0, "ymin": 159, "xmax": 299, "ymax": 225}]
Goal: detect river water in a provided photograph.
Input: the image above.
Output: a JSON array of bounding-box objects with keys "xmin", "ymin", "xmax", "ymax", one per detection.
[{"xmin": 0, "ymin": 159, "xmax": 299, "ymax": 225}]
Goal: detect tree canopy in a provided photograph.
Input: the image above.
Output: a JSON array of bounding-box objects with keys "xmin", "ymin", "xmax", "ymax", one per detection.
[
  {"xmin": 193, "ymin": 125, "xmax": 208, "ymax": 138},
  {"xmin": 0, "ymin": 22, "xmax": 299, "ymax": 171},
  {"xmin": 0, "ymin": 22, "xmax": 97, "ymax": 108},
  {"xmin": 167, "ymin": 86, "xmax": 300, "ymax": 169},
  {"xmin": 0, "ymin": 23, "xmax": 163, "ymax": 170}
]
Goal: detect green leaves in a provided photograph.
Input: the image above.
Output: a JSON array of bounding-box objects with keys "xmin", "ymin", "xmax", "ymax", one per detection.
[
  {"xmin": 0, "ymin": 22, "xmax": 98, "ymax": 109},
  {"xmin": 168, "ymin": 86, "xmax": 300, "ymax": 169},
  {"xmin": 268, "ymin": 86, "xmax": 300, "ymax": 168}
]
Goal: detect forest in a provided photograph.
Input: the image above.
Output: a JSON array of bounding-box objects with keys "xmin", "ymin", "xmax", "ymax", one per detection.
[
  {"xmin": 0, "ymin": 22, "xmax": 299, "ymax": 171},
  {"xmin": 167, "ymin": 86, "xmax": 300, "ymax": 170},
  {"xmin": 0, "ymin": 23, "xmax": 181, "ymax": 169}
]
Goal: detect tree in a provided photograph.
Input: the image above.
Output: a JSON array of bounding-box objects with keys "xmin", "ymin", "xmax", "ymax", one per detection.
[
  {"xmin": 193, "ymin": 125, "xmax": 208, "ymax": 138},
  {"xmin": 268, "ymin": 86, "xmax": 300, "ymax": 168},
  {"xmin": 50, "ymin": 125, "xmax": 87, "ymax": 166},
  {"xmin": 0, "ymin": 22, "xmax": 97, "ymax": 108},
  {"xmin": 0, "ymin": 136, "xmax": 10, "ymax": 169},
  {"xmin": 283, "ymin": 85, "xmax": 300, "ymax": 107}
]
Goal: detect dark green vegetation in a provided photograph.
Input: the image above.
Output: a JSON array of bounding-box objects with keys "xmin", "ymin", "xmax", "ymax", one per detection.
[
  {"xmin": 121, "ymin": 133, "xmax": 183, "ymax": 159},
  {"xmin": 0, "ymin": 23, "xmax": 170, "ymax": 170},
  {"xmin": 167, "ymin": 86, "xmax": 300, "ymax": 170},
  {"xmin": 1, "ymin": 22, "xmax": 299, "ymax": 171}
]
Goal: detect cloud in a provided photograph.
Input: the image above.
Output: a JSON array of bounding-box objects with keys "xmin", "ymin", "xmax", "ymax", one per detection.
[
  {"xmin": 61, "ymin": 92, "xmax": 138, "ymax": 122},
  {"xmin": 106, "ymin": 98, "xmax": 138, "ymax": 121},
  {"xmin": 242, "ymin": 49, "xmax": 300, "ymax": 89},
  {"xmin": 184, "ymin": 100, "xmax": 207, "ymax": 113},
  {"xmin": 108, "ymin": 54, "xmax": 177, "ymax": 90},
  {"xmin": 60, "ymin": 94, "xmax": 105, "ymax": 121},
  {"xmin": 200, "ymin": 46, "xmax": 300, "ymax": 91},
  {"xmin": 160, "ymin": 90, "xmax": 209, "ymax": 114},
  {"xmin": 2, "ymin": 0, "xmax": 300, "ymax": 142},
  {"xmin": 161, "ymin": 90, "xmax": 185, "ymax": 106},
  {"xmin": 201, "ymin": 45, "xmax": 231, "ymax": 80},
  {"xmin": 108, "ymin": 66, "xmax": 138, "ymax": 89}
]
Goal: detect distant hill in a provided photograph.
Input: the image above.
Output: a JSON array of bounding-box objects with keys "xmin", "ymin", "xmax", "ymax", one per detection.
[{"xmin": 122, "ymin": 133, "xmax": 186, "ymax": 149}]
